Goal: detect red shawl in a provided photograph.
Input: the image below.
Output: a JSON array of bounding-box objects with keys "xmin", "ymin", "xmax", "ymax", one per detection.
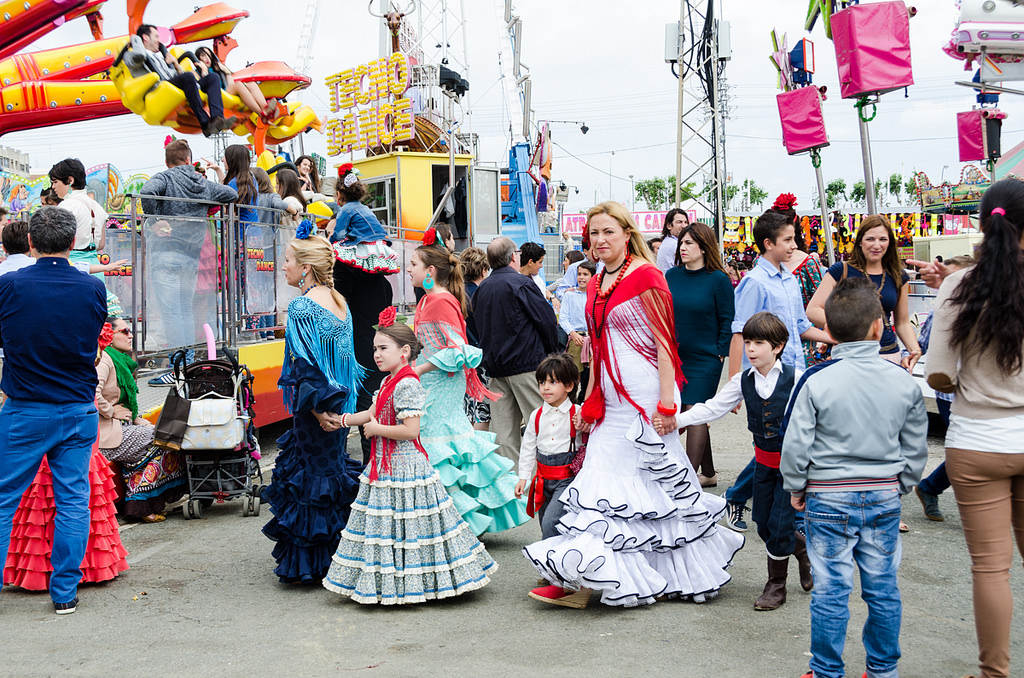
[
  {"xmin": 414, "ymin": 290, "xmax": 500, "ymax": 401},
  {"xmin": 581, "ymin": 263, "xmax": 684, "ymax": 424},
  {"xmin": 368, "ymin": 364, "xmax": 427, "ymax": 482}
]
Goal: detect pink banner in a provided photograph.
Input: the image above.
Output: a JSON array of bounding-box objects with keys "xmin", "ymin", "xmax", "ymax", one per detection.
[
  {"xmin": 832, "ymin": 1, "xmax": 914, "ymax": 99},
  {"xmin": 561, "ymin": 209, "xmax": 698, "ymax": 236},
  {"xmin": 777, "ymin": 87, "xmax": 829, "ymax": 155}
]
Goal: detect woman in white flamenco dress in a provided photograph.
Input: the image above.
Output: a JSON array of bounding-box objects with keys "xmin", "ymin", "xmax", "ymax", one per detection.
[{"xmin": 524, "ymin": 202, "xmax": 745, "ymax": 608}]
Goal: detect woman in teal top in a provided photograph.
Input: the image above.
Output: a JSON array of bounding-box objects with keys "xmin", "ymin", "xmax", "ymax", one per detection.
[{"xmin": 665, "ymin": 222, "xmax": 735, "ymax": 487}]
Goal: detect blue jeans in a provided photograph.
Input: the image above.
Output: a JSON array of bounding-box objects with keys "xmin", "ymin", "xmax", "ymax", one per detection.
[
  {"xmin": 0, "ymin": 399, "xmax": 97, "ymax": 604},
  {"xmin": 805, "ymin": 490, "xmax": 903, "ymax": 678},
  {"xmin": 150, "ymin": 250, "xmax": 200, "ymax": 350},
  {"xmin": 725, "ymin": 456, "xmax": 756, "ymax": 505}
]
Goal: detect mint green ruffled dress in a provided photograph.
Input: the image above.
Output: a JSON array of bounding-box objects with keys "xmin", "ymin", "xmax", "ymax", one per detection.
[{"xmin": 416, "ymin": 323, "xmax": 530, "ymax": 536}]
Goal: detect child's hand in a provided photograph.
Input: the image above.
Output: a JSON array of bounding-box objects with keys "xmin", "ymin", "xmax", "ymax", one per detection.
[
  {"xmin": 573, "ymin": 410, "xmax": 592, "ymax": 433},
  {"xmin": 652, "ymin": 412, "xmax": 676, "ymax": 436},
  {"xmin": 514, "ymin": 479, "xmax": 527, "ymax": 498},
  {"xmin": 362, "ymin": 414, "xmax": 382, "ymax": 438},
  {"xmin": 790, "ymin": 493, "xmax": 806, "ymax": 512}
]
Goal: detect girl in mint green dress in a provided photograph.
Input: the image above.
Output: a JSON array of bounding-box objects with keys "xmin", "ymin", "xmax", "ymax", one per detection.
[{"xmin": 409, "ymin": 241, "xmax": 530, "ymax": 535}]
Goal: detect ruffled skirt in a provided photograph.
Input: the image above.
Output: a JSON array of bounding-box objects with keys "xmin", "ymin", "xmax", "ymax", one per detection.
[
  {"xmin": 419, "ymin": 369, "xmax": 529, "ymax": 536},
  {"xmin": 323, "ymin": 448, "xmax": 496, "ymax": 605},
  {"xmin": 523, "ymin": 410, "xmax": 744, "ymax": 607},
  {"xmin": 332, "ymin": 240, "xmax": 400, "ymax": 274},
  {"xmin": 261, "ymin": 422, "xmax": 362, "ymax": 583},
  {"xmin": 3, "ymin": 444, "xmax": 129, "ymax": 590}
]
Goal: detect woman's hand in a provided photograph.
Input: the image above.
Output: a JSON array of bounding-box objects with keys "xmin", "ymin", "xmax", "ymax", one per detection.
[
  {"xmin": 313, "ymin": 410, "xmax": 343, "ymax": 433},
  {"xmin": 112, "ymin": 405, "xmax": 133, "ymax": 422},
  {"xmin": 362, "ymin": 414, "xmax": 383, "ymax": 438},
  {"xmin": 652, "ymin": 412, "xmax": 676, "ymax": 436},
  {"xmin": 901, "ymin": 351, "xmax": 922, "ymax": 373}
]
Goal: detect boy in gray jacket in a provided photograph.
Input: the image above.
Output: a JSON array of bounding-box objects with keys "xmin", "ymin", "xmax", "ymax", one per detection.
[{"xmin": 781, "ymin": 278, "xmax": 928, "ymax": 678}]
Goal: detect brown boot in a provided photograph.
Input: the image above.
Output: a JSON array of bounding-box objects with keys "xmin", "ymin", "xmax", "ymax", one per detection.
[
  {"xmin": 754, "ymin": 555, "xmax": 788, "ymax": 611},
  {"xmin": 793, "ymin": 531, "xmax": 814, "ymax": 592}
]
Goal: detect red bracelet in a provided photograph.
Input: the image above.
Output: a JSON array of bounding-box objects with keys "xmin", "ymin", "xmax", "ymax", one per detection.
[
  {"xmin": 657, "ymin": 401, "xmax": 677, "ymax": 416},
  {"xmin": 341, "ymin": 414, "xmax": 348, "ymax": 428}
]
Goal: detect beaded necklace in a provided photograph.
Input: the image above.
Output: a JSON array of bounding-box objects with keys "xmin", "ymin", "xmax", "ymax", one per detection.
[
  {"xmin": 301, "ymin": 283, "xmax": 321, "ymax": 296},
  {"xmin": 590, "ymin": 254, "xmax": 632, "ymax": 339}
]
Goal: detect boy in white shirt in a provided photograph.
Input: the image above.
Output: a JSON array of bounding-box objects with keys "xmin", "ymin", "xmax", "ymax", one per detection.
[{"xmin": 676, "ymin": 312, "xmax": 811, "ymax": 611}]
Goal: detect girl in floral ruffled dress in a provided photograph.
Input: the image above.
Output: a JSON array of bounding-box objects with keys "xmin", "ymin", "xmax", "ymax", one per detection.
[{"xmin": 323, "ymin": 314, "xmax": 496, "ymax": 604}]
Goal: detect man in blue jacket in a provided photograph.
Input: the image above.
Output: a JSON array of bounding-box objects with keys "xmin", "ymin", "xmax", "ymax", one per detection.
[
  {"xmin": 0, "ymin": 207, "xmax": 107, "ymax": 615},
  {"xmin": 472, "ymin": 236, "xmax": 558, "ymax": 463}
]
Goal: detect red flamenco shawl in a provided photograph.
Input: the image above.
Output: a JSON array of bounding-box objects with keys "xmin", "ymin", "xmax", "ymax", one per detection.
[
  {"xmin": 581, "ymin": 262, "xmax": 685, "ymax": 424},
  {"xmin": 414, "ymin": 291, "xmax": 500, "ymax": 402},
  {"xmin": 368, "ymin": 365, "xmax": 428, "ymax": 481}
]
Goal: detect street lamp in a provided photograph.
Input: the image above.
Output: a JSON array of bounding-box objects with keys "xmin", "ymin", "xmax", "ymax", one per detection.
[
  {"xmin": 544, "ymin": 119, "xmax": 589, "ymax": 134},
  {"xmin": 629, "ymin": 174, "xmax": 634, "ymax": 210},
  {"xmin": 941, "ymin": 164, "xmax": 950, "ymax": 183}
]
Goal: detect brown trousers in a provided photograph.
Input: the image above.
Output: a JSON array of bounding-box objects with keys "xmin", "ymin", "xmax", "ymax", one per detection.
[{"xmin": 946, "ymin": 447, "xmax": 1024, "ymax": 678}]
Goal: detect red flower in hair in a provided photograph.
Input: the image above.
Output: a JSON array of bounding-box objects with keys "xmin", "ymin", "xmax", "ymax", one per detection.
[
  {"xmin": 377, "ymin": 307, "xmax": 397, "ymax": 328},
  {"xmin": 337, "ymin": 162, "xmax": 354, "ymax": 177},
  {"xmin": 98, "ymin": 323, "xmax": 114, "ymax": 349},
  {"xmin": 163, "ymin": 135, "xmax": 175, "ymax": 147},
  {"xmin": 772, "ymin": 192, "xmax": 798, "ymax": 211},
  {"xmin": 422, "ymin": 226, "xmax": 437, "ymax": 246}
]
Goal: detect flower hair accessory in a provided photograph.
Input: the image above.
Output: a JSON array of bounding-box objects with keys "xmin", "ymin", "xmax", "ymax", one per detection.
[
  {"xmin": 772, "ymin": 193, "xmax": 798, "ymax": 211},
  {"xmin": 295, "ymin": 218, "xmax": 315, "ymax": 240},
  {"xmin": 422, "ymin": 226, "xmax": 437, "ymax": 247},
  {"xmin": 373, "ymin": 306, "xmax": 408, "ymax": 330},
  {"xmin": 163, "ymin": 134, "xmax": 176, "ymax": 148},
  {"xmin": 98, "ymin": 323, "xmax": 114, "ymax": 349}
]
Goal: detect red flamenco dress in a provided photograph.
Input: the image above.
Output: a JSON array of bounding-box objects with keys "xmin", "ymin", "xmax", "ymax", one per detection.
[{"xmin": 4, "ymin": 437, "xmax": 129, "ymax": 590}]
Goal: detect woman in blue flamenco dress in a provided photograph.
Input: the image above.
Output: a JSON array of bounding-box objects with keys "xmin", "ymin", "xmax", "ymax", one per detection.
[
  {"xmin": 408, "ymin": 236, "xmax": 530, "ymax": 535},
  {"xmin": 262, "ymin": 226, "xmax": 364, "ymax": 584}
]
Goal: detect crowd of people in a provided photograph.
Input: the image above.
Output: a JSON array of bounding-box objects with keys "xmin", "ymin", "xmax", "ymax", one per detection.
[{"xmin": 1, "ymin": 160, "xmax": 1022, "ymax": 678}]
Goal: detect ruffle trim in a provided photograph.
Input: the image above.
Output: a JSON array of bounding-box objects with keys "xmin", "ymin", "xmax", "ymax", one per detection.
[
  {"xmin": 4, "ymin": 452, "xmax": 129, "ymax": 590},
  {"xmin": 332, "ymin": 240, "xmax": 401, "ymax": 274},
  {"xmin": 427, "ymin": 345, "xmax": 483, "ymax": 373},
  {"xmin": 521, "ymin": 413, "xmax": 745, "ymax": 606}
]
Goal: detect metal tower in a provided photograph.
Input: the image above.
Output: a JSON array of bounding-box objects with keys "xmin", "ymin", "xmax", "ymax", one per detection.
[{"xmin": 671, "ymin": 0, "xmax": 730, "ymax": 235}]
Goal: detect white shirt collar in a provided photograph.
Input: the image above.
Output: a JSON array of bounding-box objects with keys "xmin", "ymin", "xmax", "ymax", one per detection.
[
  {"xmin": 747, "ymin": 359, "xmax": 783, "ymax": 380},
  {"xmin": 544, "ymin": 398, "xmax": 574, "ymax": 414}
]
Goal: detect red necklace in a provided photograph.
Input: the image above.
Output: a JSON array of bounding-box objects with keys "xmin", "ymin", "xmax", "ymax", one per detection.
[{"xmin": 597, "ymin": 254, "xmax": 632, "ymax": 299}]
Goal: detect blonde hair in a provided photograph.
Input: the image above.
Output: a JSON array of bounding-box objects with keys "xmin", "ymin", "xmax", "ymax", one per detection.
[
  {"xmin": 288, "ymin": 235, "xmax": 347, "ymax": 311},
  {"xmin": 586, "ymin": 201, "xmax": 655, "ymax": 264},
  {"xmin": 416, "ymin": 244, "xmax": 468, "ymax": 315}
]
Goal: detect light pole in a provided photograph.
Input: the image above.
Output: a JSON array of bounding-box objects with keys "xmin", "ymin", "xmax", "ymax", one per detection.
[
  {"xmin": 629, "ymin": 174, "xmax": 634, "ymax": 210},
  {"xmin": 609, "ymin": 151, "xmax": 615, "ymax": 201},
  {"xmin": 941, "ymin": 164, "xmax": 950, "ymax": 183}
]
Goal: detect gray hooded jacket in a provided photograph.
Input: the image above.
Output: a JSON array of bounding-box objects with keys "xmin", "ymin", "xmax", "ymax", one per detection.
[{"xmin": 140, "ymin": 165, "xmax": 237, "ymax": 257}]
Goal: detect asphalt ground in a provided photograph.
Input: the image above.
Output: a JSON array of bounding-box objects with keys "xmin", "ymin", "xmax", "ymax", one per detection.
[{"xmin": 2, "ymin": 395, "xmax": 1020, "ymax": 678}]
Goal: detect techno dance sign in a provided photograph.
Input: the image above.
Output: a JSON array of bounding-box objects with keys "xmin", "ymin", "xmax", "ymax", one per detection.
[{"xmin": 325, "ymin": 53, "xmax": 415, "ymax": 155}]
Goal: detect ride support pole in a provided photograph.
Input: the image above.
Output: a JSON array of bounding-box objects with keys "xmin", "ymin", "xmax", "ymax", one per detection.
[
  {"xmin": 811, "ymin": 151, "xmax": 836, "ymax": 266},
  {"xmin": 856, "ymin": 96, "xmax": 878, "ymax": 214}
]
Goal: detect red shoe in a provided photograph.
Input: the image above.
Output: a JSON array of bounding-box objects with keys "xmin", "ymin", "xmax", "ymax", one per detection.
[{"xmin": 528, "ymin": 584, "xmax": 591, "ymax": 609}]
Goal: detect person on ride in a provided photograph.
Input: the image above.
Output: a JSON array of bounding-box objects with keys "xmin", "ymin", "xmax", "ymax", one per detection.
[
  {"xmin": 133, "ymin": 25, "xmax": 235, "ymax": 138},
  {"xmin": 295, "ymin": 155, "xmax": 322, "ymax": 195},
  {"xmin": 194, "ymin": 46, "xmax": 276, "ymax": 123}
]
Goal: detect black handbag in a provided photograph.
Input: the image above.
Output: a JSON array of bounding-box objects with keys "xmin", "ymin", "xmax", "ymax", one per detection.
[{"xmin": 153, "ymin": 388, "xmax": 191, "ymax": 450}]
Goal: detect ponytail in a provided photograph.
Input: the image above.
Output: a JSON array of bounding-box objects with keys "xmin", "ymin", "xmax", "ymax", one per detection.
[
  {"xmin": 948, "ymin": 179, "xmax": 1024, "ymax": 375},
  {"xmin": 415, "ymin": 245, "xmax": 468, "ymax": 316}
]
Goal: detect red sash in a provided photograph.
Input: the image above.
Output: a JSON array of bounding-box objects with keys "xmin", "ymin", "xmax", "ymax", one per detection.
[
  {"xmin": 367, "ymin": 364, "xmax": 427, "ymax": 481},
  {"xmin": 754, "ymin": 445, "xmax": 782, "ymax": 469},
  {"xmin": 526, "ymin": 404, "xmax": 576, "ymax": 517}
]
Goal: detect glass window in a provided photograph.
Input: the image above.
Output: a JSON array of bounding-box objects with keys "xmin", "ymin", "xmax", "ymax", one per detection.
[{"xmin": 364, "ymin": 177, "xmax": 397, "ymax": 235}]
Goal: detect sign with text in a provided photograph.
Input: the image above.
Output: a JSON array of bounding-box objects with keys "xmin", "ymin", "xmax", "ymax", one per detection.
[
  {"xmin": 324, "ymin": 53, "xmax": 415, "ymax": 156},
  {"xmin": 561, "ymin": 209, "xmax": 698, "ymax": 236}
]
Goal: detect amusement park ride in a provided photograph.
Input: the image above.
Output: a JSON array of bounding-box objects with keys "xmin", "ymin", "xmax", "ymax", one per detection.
[{"xmin": 0, "ymin": 0, "xmax": 560, "ymax": 427}]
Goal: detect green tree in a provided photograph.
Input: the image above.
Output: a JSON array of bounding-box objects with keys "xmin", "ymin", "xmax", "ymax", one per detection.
[
  {"xmin": 905, "ymin": 175, "xmax": 918, "ymax": 199},
  {"xmin": 634, "ymin": 176, "xmax": 669, "ymax": 210},
  {"xmin": 874, "ymin": 178, "xmax": 885, "ymax": 207},
  {"xmin": 888, "ymin": 173, "xmax": 903, "ymax": 204},
  {"xmin": 850, "ymin": 180, "xmax": 866, "ymax": 207},
  {"xmin": 736, "ymin": 178, "xmax": 768, "ymax": 210},
  {"xmin": 825, "ymin": 178, "xmax": 847, "ymax": 209}
]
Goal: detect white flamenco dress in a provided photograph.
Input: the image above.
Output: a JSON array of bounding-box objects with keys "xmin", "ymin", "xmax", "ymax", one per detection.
[{"xmin": 523, "ymin": 279, "xmax": 745, "ymax": 607}]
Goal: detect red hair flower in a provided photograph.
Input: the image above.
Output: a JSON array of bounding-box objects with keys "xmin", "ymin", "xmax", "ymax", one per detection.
[
  {"xmin": 377, "ymin": 307, "xmax": 397, "ymax": 328},
  {"xmin": 163, "ymin": 135, "xmax": 175, "ymax": 148},
  {"xmin": 422, "ymin": 226, "xmax": 437, "ymax": 247},
  {"xmin": 772, "ymin": 192, "xmax": 798, "ymax": 211},
  {"xmin": 98, "ymin": 323, "xmax": 114, "ymax": 349},
  {"xmin": 337, "ymin": 162, "xmax": 354, "ymax": 177}
]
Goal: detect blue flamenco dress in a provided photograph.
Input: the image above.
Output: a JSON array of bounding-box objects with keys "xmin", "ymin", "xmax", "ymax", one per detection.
[
  {"xmin": 262, "ymin": 296, "xmax": 365, "ymax": 583},
  {"xmin": 414, "ymin": 291, "xmax": 530, "ymax": 536}
]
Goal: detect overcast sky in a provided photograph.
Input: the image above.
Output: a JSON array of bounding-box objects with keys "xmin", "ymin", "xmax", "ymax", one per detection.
[{"xmin": 6, "ymin": 0, "xmax": 1019, "ymax": 217}]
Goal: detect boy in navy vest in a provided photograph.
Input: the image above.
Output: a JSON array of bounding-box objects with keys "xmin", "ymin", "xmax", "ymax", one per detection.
[
  {"xmin": 676, "ymin": 311, "xmax": 812, "ymax": 611},
  {"xmin": 782, "ymin": 278, "xmax": 927, "ymax": 678}
]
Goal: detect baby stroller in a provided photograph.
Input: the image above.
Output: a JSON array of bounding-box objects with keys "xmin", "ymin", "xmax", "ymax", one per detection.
[{"xmin": 165, "ymin": 344, "xmax": 264, "ymax": 520}]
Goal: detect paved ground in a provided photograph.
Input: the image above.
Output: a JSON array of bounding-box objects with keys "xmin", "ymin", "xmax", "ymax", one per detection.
[{"xmin": 2, "ymin": 396, "xmax": 1020, "ymax": 678}]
